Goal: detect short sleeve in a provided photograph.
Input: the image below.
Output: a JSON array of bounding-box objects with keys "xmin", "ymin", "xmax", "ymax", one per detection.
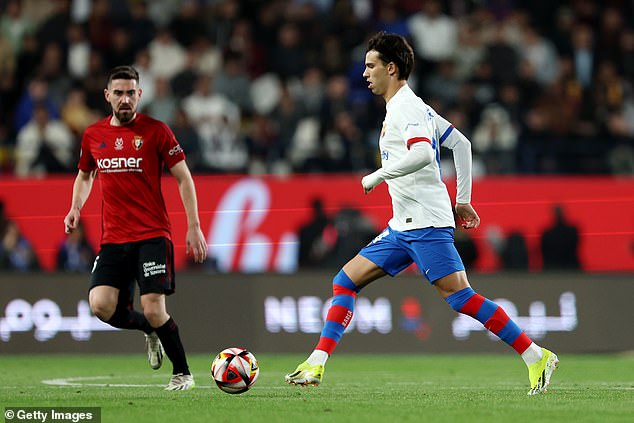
[
  {"xmin": 398, "ymin": 107, "xmax": 434, "ymax": 150},
  {"xmin": 158, "ymin": 122, "xmax": 186, "ymax": 168},
  {"xmin": 77, "ymin": 130, "xmax": 96, "ymax": 172},
  {"xmin": 434, "ymin": 113, "xmax": 459, "ymax": 147}
]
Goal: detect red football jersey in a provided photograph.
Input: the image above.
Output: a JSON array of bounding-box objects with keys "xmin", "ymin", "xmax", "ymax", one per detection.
[{"xmin": 78, "ymin": 113, "xmax": 186, "ymax": 244}]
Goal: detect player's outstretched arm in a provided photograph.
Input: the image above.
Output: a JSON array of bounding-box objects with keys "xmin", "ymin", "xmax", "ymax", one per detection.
[
  {"xmin": 64, "ymin": 169, "xmax": 96, "ymax": 234},
  {"xmin": 361, "ymin": 142, "xmax": 434, "ymax": 194},
  {"xmin": 170, "ymin": 160, "xmax": 207, "ymax": 263}
]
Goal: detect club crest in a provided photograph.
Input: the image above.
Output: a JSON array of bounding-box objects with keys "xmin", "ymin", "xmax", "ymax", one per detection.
[{"xmin": 133, "ymin": 136, "xmax": 143, "ymax": 150}]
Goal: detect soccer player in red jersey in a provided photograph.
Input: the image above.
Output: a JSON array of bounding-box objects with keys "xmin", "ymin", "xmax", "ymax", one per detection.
[{"xmin": 63, "ymin": 66, "xmax": 207, "ymax": 391}]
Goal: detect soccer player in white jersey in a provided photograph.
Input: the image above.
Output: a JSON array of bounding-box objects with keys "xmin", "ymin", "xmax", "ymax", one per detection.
[{"xmin": 285, "ymin": 32, "xmax": 559, "ymax": 396}]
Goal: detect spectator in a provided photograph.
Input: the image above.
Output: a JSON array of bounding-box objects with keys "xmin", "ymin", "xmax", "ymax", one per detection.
[
  {"xmin": 519, "ymin": 26, "xmax": 560, "ymax": 87},
  {"xmin": 66, "ymin": 22, "xmax": 91, "ymax": 80},
  {"xmin": 56, "ymin": 221, "xmax": 95, "ymax": 272},
  {"xmin": 298, "ymin": 198, "xmax": 335, "ymax": 268},
  {"xmin": 82, "ymin": 51, "xmax": 109, "ymax": 115},
  {"xmin": 142, "ymin": 78, "xmax": 178, "ymax": 126},
  {"xmin": 245, "ymin": 113, "xmax": 280, "ymax": 173},
  {"xmin": 86, "ymin": 0, "xmax": 114, "ymax": 52},
  {"xmin": 60, "ymin": 86, "xmax": 97, "ymax": 139},
  {"xmin": 452, "ymin": 19, "xmax": 486, "ymax": 82},
  {"xmin": 270, "ymin": 22, "xmax": 307, "ymax": 79},
  {"xmin": 190, "ymin": 35, "xmax": 222, "ymax": 78},
  {"xmin": 484, "ymin": 24, "xmax": 520, "ymax": 86},
  {"xmin": 148, "ymin": 28, "xmax": 186, "ymax": 80},
  {"xmin": 38, "ymin": 42, "xmax": 73, "ymax": 109},
  {"xmin": 0, "ymin": 220, "xmax": 39, "ymax": 272},
  {"xmin": 35, "ymin": 0, "xmax": 71, "ymax": 50},
  {"xmin": 227, "ymin": 19, "xmax": 266, "ymax": 79},
  {"xmin": 128, "ymin": 0, "xmax": 156, "ymax": 51},
  {"xmin": 15, "ymin": 102, "xmax": 74, "ymax": 177},
  {"xmin": 104, "ymin": 26, "xmax": 135, "ymax": 70},
  {"xmin": 170, "ymin": 49, "xmax": 200, "ymax": 100},
  {"xmin": 570, "ymin": 24, "xmax": 595, "ymax": 89},
  {"xmin": 0, "ymin": 0, "xmax": 34, "ymax": 56},
  {"xmin": 540, "ymin": 205, "xmax": 581, "ymax": 270},
  {"xmin": 408, "ymin": 0, "xmax": 458, "ymax": 75},
  {"xmin": 471, "ymin": 103, "xmax": 518, "ymax": 174},
  {"xmin": 213, "ymin": 51, "xmax": 253, "ymax": 115},
  {"xmin": 14, "ymin": 77, "xmax": 59, "ymax": 133},
  {"xmin": 323, "ymin": 110, "xmax": 370, "ymax": 172},
  {"xmin": 297, "ymin": 66, "xmax": 326, "ymax": 116},
  {"xmin": 132, "ymin": 49, "xmax": 156, "ymax": 105},
  {"xmin": 171, "ymin": 108, "xmax": 202, "ymax": 172},
  {"xmin": 501, "ymin": 231, "xmax": 529, "ymax": 270},
  {"xmin": 169, "ymin": 0, "xmax": 207, "ymax": 48},
  {"xmin": 327, "ymin": 206, "xmax": 375, "ymax": 269},
  {"xmin": 182, "ymin": 75, "xmax": 246, "ymax": 173}
]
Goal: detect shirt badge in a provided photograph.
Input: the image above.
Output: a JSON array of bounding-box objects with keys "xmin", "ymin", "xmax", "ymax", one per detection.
[{"xmin": 133, "ymin": 136, "xmax": 143, "ymax": 150}]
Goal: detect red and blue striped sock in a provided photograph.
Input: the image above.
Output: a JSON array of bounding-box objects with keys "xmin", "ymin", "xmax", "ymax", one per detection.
[
  {"xmin": 445, "ymin": 287, "xmax": 533, "ymax": 354},
  {"xmin": 315, "ymin": 270, "xmax": 360, "ymax": 355}
]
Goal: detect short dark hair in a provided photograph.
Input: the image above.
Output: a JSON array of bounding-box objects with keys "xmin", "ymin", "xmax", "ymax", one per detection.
[
  {"xmin": 107, "ymin": 65, "xmax": 139, "ymax": 87},
  {"xmin": 367, "ymin": 32, "xmax": 415, "ymax": 80}
]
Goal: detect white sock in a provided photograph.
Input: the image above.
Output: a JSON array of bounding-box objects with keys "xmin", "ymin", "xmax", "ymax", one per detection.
[
  {"xmin": 521, "ymin": 342, "xmax": 544, "ymax": 366},
  {"xmin": 306, "ymin": 349, "xmax": 329, "ymax": 366}
]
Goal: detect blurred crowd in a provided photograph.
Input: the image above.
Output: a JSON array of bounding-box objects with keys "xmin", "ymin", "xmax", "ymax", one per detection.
[{"xmin": 1, "ymin": 0, "xmax": 633, "ymax": 178}]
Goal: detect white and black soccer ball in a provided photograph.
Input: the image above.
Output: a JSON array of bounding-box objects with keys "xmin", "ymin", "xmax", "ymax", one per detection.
[{"xmin": 211, "ymin": 347, "xmax": 259, "ymax": 394}]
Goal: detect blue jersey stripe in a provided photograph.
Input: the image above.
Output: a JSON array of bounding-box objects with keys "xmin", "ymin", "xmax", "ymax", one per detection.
[{"xmin": 439, "ymin": 125, "xmax": 454, "ymax": 144}]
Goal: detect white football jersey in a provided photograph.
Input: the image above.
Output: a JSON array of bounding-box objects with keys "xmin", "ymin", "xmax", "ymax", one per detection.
[{"xmin": 379, "ymin": 84, "xmax": 469, "ymax": 231}]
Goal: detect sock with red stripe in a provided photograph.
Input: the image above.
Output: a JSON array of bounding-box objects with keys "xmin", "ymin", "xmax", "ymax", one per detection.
[
  {"xmin": 312, "ymin": 270, "xmax": 359, "ymax": 362},
  {"xmin": 445, "ymin": 287, "xmax": 533, "ymax": 355}
]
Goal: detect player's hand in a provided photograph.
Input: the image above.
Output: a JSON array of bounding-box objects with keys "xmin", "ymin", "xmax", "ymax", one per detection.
[
  {"xmin": 455, "ymin": 203, "xmax": 480, "ymax": 229},
  {"xmin": 361, "ymin": 171, "xmax": 383, "ymax": 194},
  {"xmin": 186, "ymin": 226, "xmax": 207, "ymax": 264},
  {"xmin": 64, "ymin": 208, "xmax": 80, "ymax": 234}
]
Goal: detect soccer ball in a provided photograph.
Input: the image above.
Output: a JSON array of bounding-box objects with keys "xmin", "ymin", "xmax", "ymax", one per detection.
[{"xmin": 211, "ymin": 347, "xmax": 259, "ymax": 394}]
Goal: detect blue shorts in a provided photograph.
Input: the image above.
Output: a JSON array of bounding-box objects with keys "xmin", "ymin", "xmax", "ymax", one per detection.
[{"xmin": 359, "ymin": 226, "xmax": 464, "ymax": 283}]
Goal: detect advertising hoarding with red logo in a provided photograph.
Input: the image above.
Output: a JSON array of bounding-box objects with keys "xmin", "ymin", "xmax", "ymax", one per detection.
[{"xmin": 0, "ymin": 175, "xmax": 632, "ymax": 272}]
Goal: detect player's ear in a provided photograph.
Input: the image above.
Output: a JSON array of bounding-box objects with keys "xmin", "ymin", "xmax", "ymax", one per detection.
[
  {"xmin": 103, "ymin": 88, "xmax": 109, "ymax": 102},
  {"xmin": 138, "ymin": 88, "xmax": 142, "ymax": 99},
  {"xmin": 387, "ymin": 62, "xmax": 397, "ymax": 77}
]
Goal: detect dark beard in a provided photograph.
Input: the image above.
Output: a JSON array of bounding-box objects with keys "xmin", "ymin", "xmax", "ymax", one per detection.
[{"xmin": 115, "ymin": 109, "xmax": 134, "ymax": 123}]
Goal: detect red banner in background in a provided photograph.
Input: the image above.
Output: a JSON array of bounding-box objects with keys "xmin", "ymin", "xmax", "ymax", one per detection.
[{"xmin": 1, "ymin": 175, "xmax": 632, "ymax": 272}]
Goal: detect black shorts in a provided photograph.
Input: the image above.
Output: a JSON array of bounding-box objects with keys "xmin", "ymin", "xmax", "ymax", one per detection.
[{"xmin": 90, "ymin": 237, "xmax": 176, "ymax": 298}]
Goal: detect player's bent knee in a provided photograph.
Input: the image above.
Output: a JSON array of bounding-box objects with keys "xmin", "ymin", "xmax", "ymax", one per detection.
[
  {"xmin": 444, "ymin": 287, "xmax": 476, "ymax": 312},
  {"xmin": 332, "ymin": 270, "xmax": 360, "ymax": 295},
  {"xmin": 143, "ymin": 308, "xmax": 169, "ymax": 328},
  {"xmin": 89, "ymin": 299, "xmax": 116, "ymax": 322}
]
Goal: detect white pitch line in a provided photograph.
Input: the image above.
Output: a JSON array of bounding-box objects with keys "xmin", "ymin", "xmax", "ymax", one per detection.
[{"xmin": 41, "ymin": 375, "xmax": 212, "ymax": 389}]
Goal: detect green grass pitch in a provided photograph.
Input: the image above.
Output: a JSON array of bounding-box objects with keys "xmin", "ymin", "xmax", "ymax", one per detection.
[{"xmin": 1, "ymin": 353, "xmax": 632, "ymax": 423}]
